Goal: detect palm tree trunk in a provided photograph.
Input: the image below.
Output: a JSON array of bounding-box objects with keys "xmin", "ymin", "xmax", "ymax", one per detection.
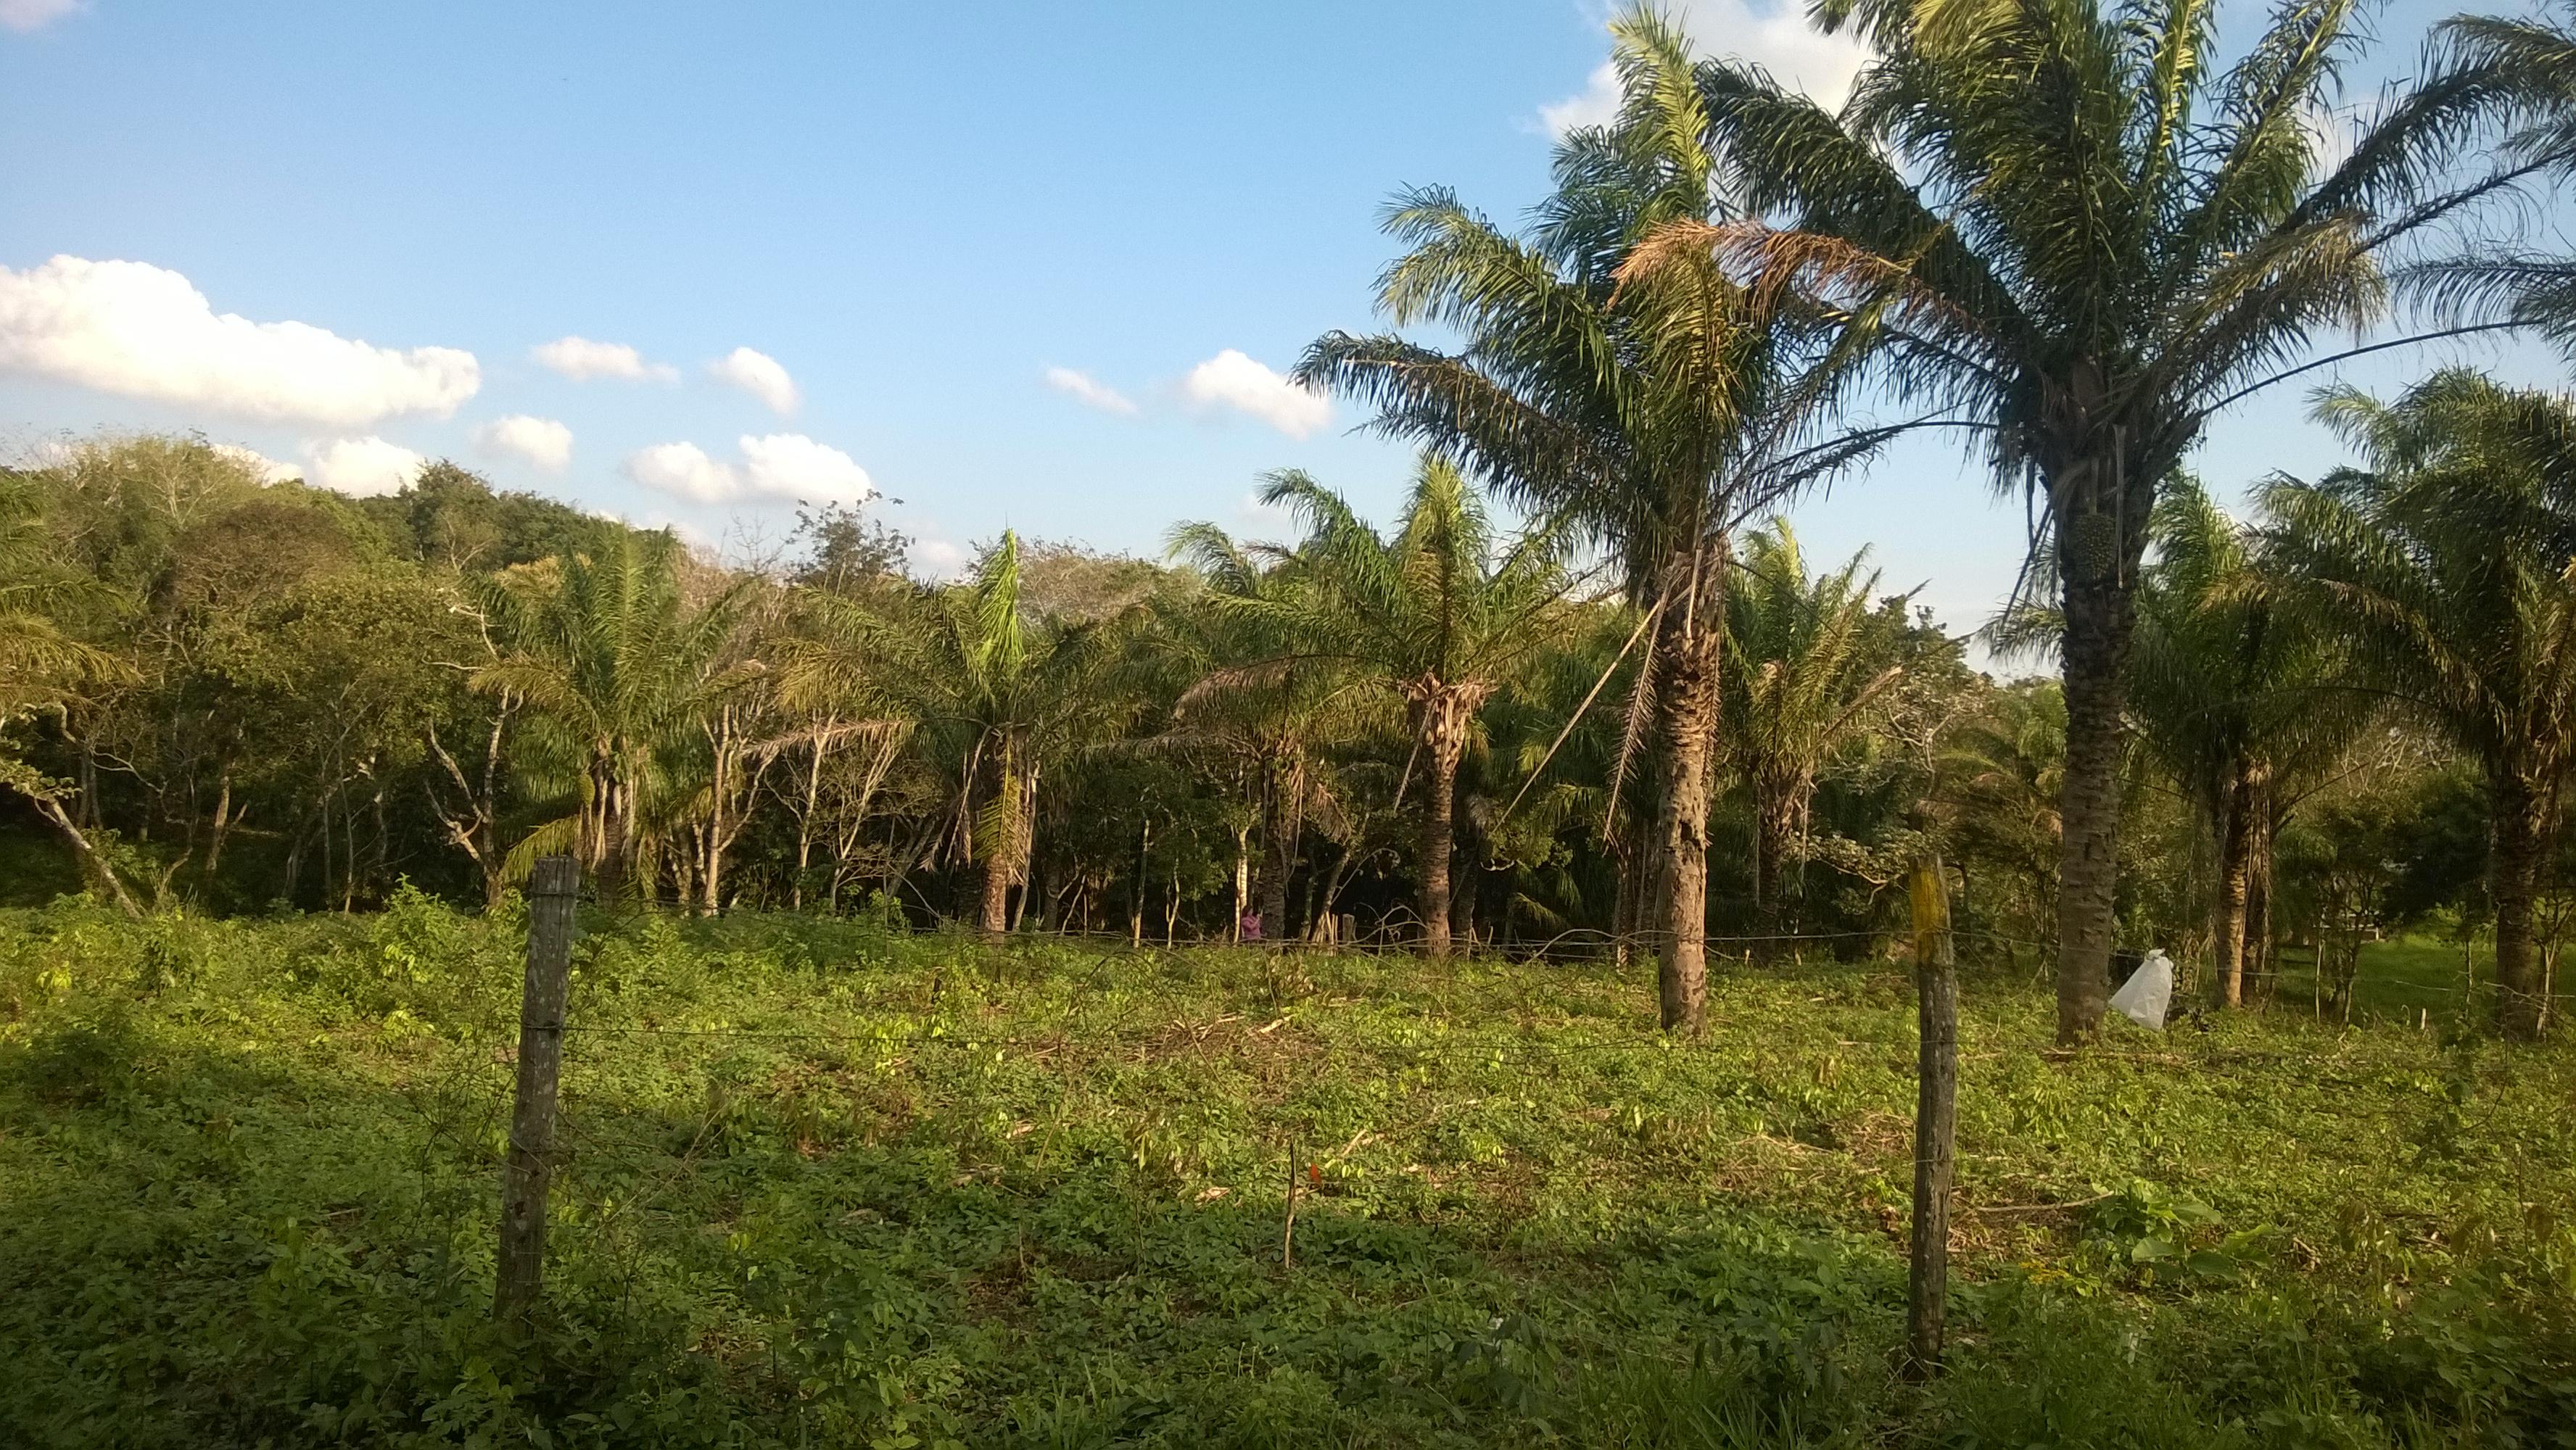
[
  {"xmin": 2055, "ymin": 566, "xmax": 2137, "ymax": 1044},
  {"xmin": 2491, "ymin": 774, "xmax": 2549, "ymax": 1040},
  {"xmin": 1418, "ymin": 694, "xmax": 1471, "ymax": 959},
  {"xmin": 2211, "ymin": 760, "xmax": 2256, "ymax": 1008},
  {"xmin": 980, "ymin": 846, "xmax": 1012, "ymax": 936},
  {"xmin": 1260, "ymin": 755, "xmax": 1297, "ymax": 942},
  {"xmin": 1752, "ymin": 779, "xmax": 1796, "ymax": 961},
  {"xmin": 1654, "ymin": 541, "xmax": 1727, "ymax": 1033}
]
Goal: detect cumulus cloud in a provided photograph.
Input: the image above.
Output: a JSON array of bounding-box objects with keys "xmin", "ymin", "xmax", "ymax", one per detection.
[
  {"xmin": 909, "ymin": 536, "xmax": 970, "ymax": 579},
  {"xmin": 1181, "ymin": 349, "xmax": 1330, "ymax": 439},
  {"xmin": 1540, "ymin": 0, "xmax": 1868, "ymax": 133},
  {"xmin": 708, "ymin": 347, "xmax": 799, "ymax": 414},
  {"xmin": 0, "ymin": 0, "xmax": 83, "ymax": 34},
  {"xmin": 212, "ymin": 442, "xmax": 300, "ymax": 484},
  {"xmin": 473, "ymin": 414, "xmax": 573, "ymax": 473},
  {"xmin": 532, "ymin": 335, "xmax": 677, "ymax": 383},
  {"xmin": 623, "ymin": 433, "xmax": 872, "ymax": 507},
  {"xmin": 1043, "ymin": 365, "xmax": 1139, "ymax": 416},
  {"xmin": 0, "ymin": 255, "xmax": 479, "ymax": 428},
  {"xmin": 302, "ymin": 436, "xmax": 426, "ymax": 497}
]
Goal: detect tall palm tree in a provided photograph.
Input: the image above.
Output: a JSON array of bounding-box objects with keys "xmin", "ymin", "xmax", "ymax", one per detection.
[
  {"xmin": 476, "ymin": 530, "xmax": 756, "ymax": 906},
  {"xmin": 1685, "ymin": 0, "xmax": 2559, "ymax": 1042},
  {"xmin": 1297, "ymin": 14, "xmax": 1860, "ymax": 1029},
  {"xmin": 2260, "ymin": 370, "xmax": 2576, "ymax": 1039},
  {"xmin": 1231, "ymin": 457, "xmax": 1570, "ymax": 956},
  {"xmin": 1722, "ymin": 521, "xmax": 1907, "ymax": 944},
  {"xmin": 2127, "ymin": 480, "xmax": 2364, "ymax": 1006},
  {"xmin": 787, "ymin": 531, "xmax": 1141, "ymax": 935}
]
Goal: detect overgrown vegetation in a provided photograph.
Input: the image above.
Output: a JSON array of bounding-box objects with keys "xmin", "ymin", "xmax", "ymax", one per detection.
[{"xmin": 4, "ymin": 900, "xmax": 2572, "ymax": 1447}]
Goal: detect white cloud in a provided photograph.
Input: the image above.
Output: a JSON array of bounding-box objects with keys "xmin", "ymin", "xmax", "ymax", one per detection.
[
  {"xmin": 302, "ymin": 436, "xmax": 426, "ymax": 497},
  {"xmin": 1540, "ymin": 62, "xmax": 1626, "ymax": 136},
  {"xmin": 708, "ymin": 347, "xmax": 799, "ymax": 414},
  {"xmin": 0, "ymin": 255, "xmax": 479, "ymax": 427},
  {"xmin": 1181, "ymin": 349, "xmax": 1331, "ymax": 439},
  {"xmin": 1044, "ymin": 365, "xmax": 1139, "ymax": 416},
  {"xmin": 474, "ymin": 414, "xmax": 573, "ymax": 473},
  {"xmin": 212, "ymin": 442, "xmax": 299, "ymax": 484},
  {"xmin": 532, "ymin": 335, "xmax": 677, "ymax": 383},
  {"xmin": 0, "ymin": 0, "xmax": 83, "ymax": 34},
  {"xmin": 909, "ymin": 536, "xmax": 970, "ymax": 579},
  {"xmin": 623, "ymin": 433, "xmax": 873, "ymax": 507},
  {"xmin": 1540, "ymin": 0, "xmax": 1869, "ymax": 134}
]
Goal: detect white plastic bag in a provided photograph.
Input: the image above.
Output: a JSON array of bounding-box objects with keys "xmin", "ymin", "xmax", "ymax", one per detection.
[{"xmin": 2108, "ymin": 949, "xmax": 2174, "ymax": 1030}]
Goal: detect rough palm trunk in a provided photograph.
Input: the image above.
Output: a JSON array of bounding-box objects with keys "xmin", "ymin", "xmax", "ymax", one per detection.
[
  {"xmin": 980, "ymin": 848, "xmax": 1012, "ymax": 935},
  {"xmin": 2210, "ymin": 758, "xmax": 2257, "ymax": 1008},
  {"xmin": 1654, "ymin": 541, "xmax": 1727, "ymax": 1033},
  {"xmin": 2490, "ymin": 774, "xmax": 2548, "ymax": 1040},
  {"xmin": 1415, "ymin": 689, "xmax": 1479, "ymax": 959},
  {"xmin": 1751, "ymin": 779, "xmax": 1797, "ymax": 961},
  {"xmin": 1260, "ymin": 754, "xmax": 1299, "ymax": 942},
  {"xmin": 2055, "ymin": 556, "xmax": 2139, "ymax": 1044}
]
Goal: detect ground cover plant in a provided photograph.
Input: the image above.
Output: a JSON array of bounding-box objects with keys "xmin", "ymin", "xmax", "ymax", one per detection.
[{"xmin": 4, "ymin": 897, "xmax": 2572, "ymax": 1448}]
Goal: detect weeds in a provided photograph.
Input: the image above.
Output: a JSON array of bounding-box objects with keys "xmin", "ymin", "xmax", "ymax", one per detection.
[{"xmin": 1, "ymin": 901, "xmax": 2572, "ymax": 1446}]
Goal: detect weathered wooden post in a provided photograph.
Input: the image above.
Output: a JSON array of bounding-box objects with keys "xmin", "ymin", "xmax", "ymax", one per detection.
[
  {"xmin": 495, "ymin": 855, "xmax": 579, "ymax": 1321},
  {"xmin": 1906, "ymin": 854, "xmax": 1959, "ymax": 1379}
]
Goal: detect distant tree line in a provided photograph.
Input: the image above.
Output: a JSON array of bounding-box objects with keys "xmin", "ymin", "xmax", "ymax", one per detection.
[{"xmin": 5, "ymin": 0, "xmax": 2576, "ymax": 1045}]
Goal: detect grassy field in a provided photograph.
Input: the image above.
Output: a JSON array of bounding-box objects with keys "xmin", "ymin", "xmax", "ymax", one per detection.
[{"xmin": 2, "ymin": 896, "xmax": 2572, "ymax": 1447}]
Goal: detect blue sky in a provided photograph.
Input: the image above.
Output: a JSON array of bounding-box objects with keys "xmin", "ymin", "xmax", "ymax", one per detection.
[{"xmin": 1, "ymin": 0, "xmax": 2564, "ymax": 633}]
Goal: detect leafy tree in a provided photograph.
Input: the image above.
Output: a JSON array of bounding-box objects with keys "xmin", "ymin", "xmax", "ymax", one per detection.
[
  {"xmin": 2261, "ymin": 370, "xmax": 2576, "ymax": 1037},
  {"xmin": 0, "ymin": 471, "xmax": 136, "ymax": 914},
  {"xmin": 1693, "ymin": 0, "xmax": 2554, "ymax": 1040},
  {"xmin": 1298, "ymin": 13, "xmax": 1857, "ymax": 1027},
  {"xmin": 1234, "ymin": 459, "xmax": 1569, "ymax": 956}
]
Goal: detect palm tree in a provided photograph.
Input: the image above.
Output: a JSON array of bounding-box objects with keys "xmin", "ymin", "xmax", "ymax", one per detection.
[
  {"xmin": 1230, "ymin": 458, "xmax": 1569, "ymax": 956},
  {"xmin": 2127, "ymin": 480, "xmax": 2365, "ymax": 1006},
  {"xmin": 1686, "ymin": 0, "xmax": 2559, "ymax": 1042},
  {"xmin": 1297, "ymin": 14, "xmax": 1859, "ymax": 1029},
  {"xmin": 476, "ymin": 530, "xmax": 756, "ymax": 906},
  {"xmin": 2259, "ymin": 370, "xmax": 2576, "ymax": 1039},
  {"xmin": 786, "ymin": 531, "xmax": 1140, "ymax": 935},
  {"xmin": 1722, "ymin": 522, "xmax": 1907, "ymax": 945}
]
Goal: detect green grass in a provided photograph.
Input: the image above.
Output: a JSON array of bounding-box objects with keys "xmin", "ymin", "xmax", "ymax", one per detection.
[
  {"xmin": 2264, "ymin": 933, "xmax": 2569, "ymax": 1028},
  {"xmin": 2, "ymin": 894, "xmax": 2572, "ymax": 1447}
]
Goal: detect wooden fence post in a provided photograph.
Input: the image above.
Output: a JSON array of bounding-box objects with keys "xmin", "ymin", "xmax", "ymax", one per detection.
[
  {"xmin": 1906, "ymin": 854, "xmax": 1959, "ymax": 1379},
  {"xmin": 495, "ymin": 855, "xmax": 579, "ymax": 1321}
]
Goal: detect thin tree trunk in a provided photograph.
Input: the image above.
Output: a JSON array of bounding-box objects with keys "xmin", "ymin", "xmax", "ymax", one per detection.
[
  {"xmin": 2245, "ymin": 789, "xmax": 2275, "ymax": 1001},
  {"xmin": 2491, "ymin": 774, "xmax": 2548, "ymax": 1040},
  {"xmin": 1131, "ymin": 819, "xmax": 1151, "ymax": 948},
  {"xmin": 2055, "ymin": 567, "xmax": 2136, "ymax": 1044},
  {"xmin": 1654, "ymin": 541, "xmax": 1727, "ymax": 1033},
  {"xmin": 30, "ymin": 792, "xmax": 143, "ymax": 919}
]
